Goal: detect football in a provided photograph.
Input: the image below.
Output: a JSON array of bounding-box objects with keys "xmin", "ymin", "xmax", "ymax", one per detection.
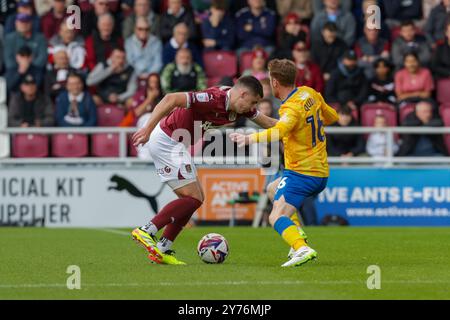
[{"xmin": 197, "ymin": 233, "xmax": 229, "ymax": 264}]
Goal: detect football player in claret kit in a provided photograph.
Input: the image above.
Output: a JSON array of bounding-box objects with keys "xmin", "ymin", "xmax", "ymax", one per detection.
[
  {"xmin": 230, "ymin": 60, "xmax": 339, "ymax": 267},
  {"xmin": 131, "ymin": 76, "xmax": 277, "ymax": 265}
]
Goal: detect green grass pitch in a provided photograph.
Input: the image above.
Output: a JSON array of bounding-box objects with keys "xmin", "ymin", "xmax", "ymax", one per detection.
[{"xmin": 1, "ymin": 226, "xmax": 450, "ymax": 300}]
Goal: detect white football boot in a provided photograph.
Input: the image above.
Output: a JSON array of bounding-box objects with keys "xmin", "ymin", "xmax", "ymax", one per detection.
[{"xmin": 282, "ymin": 246, "xmax": 317, "ymax": 267}]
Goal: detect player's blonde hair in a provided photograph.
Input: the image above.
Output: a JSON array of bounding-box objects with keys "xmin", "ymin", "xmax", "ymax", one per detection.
[{"xmin": 267, "ymin": 59, "xmax": 297, "ymax": 87}]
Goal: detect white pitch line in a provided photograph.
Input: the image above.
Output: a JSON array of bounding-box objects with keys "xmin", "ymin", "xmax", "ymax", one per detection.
[{"xmin": 94, "ymin": 228, "xmax": 130, "ymax": 236}]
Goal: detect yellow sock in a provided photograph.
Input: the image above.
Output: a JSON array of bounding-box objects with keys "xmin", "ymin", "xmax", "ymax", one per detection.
[
  {"xmin": 290, "ymin": 212, "xmax": 301, "ymax": 227},
  {"xmin": 274, "ymin": 217, "xmax": 308, "ymax": 251}
]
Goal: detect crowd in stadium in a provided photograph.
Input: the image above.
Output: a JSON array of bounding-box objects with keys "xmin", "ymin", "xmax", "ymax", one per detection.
[{"xmin": 1, "ymin": 0, "xmax": 450, "ymax": 158}]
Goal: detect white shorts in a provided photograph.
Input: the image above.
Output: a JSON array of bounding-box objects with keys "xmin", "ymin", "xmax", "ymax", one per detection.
[{"xmin": 146, "ymin": 123, "xmax": 197, "ymax": 189}]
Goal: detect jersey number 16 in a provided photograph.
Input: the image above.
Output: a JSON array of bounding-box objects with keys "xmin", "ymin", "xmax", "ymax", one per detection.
[{"xmin": 306, "ymin": 110, "xmax": 325, "ymax": 148}]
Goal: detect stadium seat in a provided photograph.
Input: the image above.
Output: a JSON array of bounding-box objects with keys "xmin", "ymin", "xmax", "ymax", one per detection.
[
  {"xmin": 439, "ymin": 103, "xmax": 450, "ymax": 153},
  {"xmin": 97, "ymin": 104, "xmax": 125, "ymax": 127},
  {"xmin": 203, "ymin": 51, "xmax": 237, "ymax": 78},
  {"xmin": 12, "ymin": 134, "xmax": 49, "ymax": 158},
  {"xmin": 436, "ymin": 78, "xmax": 450, "ymax": 104},
  {"xmin": 91, "ymin": 133, "xmax": 120, "ymax": 157},
  {"xmin": 399, "ymin": 103, "xmax": 416, "ymax": 123},
  {"xmin": 361, "ymin": 103, "xmax": 397, "ymax": 127},
  {"xmin": 52, "ymin": 134, "xmax": 89, "ymax": 157},
  {"xmin": 239, "ymin": 51, "xmax": 254, "ymax": 74}
]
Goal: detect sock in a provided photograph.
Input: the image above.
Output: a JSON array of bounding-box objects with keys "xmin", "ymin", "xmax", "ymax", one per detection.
[
  {"xmin": 274, "ymin": 216, "xmax": 307, "ymax": 251},
  {"xmin": 161, "ymin": 209, "xmax": 193, "ymax": 241},
  {"xmin": 141, "ymin": 222, "xmax": 158, "ymax": 235},
  {"xmin": 151, "ymin": 196, "xmax": 202, "ymax": 230},
  {"xmin": 157, "ymin": 237, "xmax": 173, "ymax": 253},
  {"xmin": 290, "ymin": 212, "xmax": 301, "ymax": 227}
]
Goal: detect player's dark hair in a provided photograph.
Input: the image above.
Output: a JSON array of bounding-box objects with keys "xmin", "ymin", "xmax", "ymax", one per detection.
[
  {"xmin": 339, "ymin": 105, "xmax": 353, "ymax": 116},
  {"xmin": 67, "ymin": 71, "xmax": 86, "ymax": 88},
  {"xmin": 403, "ymin": 51, "xmax": 420, "ymax": 64},
  {"xmin": 236, "ymin": 76, "xmax": 264, "ymax": 98}
]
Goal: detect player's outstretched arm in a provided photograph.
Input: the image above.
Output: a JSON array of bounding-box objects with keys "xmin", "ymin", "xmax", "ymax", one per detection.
[
  {"xmin": 251, "ymin": 113, "xmax": 278, "ymax": 129},
  {"xmin": 132, "ymin": 93, "xmax": 187, "ymax": 146}
]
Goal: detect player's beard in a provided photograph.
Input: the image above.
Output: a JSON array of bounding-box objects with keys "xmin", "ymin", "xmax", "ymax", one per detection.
[{"xmin": 177, "ymin": 63, "xmax": 192, "ymax": 75}]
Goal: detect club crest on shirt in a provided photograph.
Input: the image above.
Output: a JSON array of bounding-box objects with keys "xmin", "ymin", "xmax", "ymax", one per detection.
[{"xmin": 185, "ymin": 164, "xmax": 192, "ymax": 173}]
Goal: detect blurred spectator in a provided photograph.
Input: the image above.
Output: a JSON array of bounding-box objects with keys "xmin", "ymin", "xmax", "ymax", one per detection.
[
  {"xmin": 276, "ymin": 0, "xmax": 313, "ymax": 21},
  {"xmin": 395, "ymin": 52, "xmax": 434, "ymax": 104},
  {"xmin": 311, "ymin": 22, "xmax": 348, "ymax": 81},
  {"xmin": 4, "ymin": 14, "xmax": 47, "ymax": 72},
  {"xmin": 49, "ymin": 20, "xmax": 87, "ymax": 71},
  {"xmin": 4, "ymin": 0, "xmax": 40, "ymax": 34},
  {"xmin": 5, "ymin": 45, "xmax": 43, "ymax": 93},
  {"xmin": 259, "ymin": 77, "xmax": 281, "ymax": 117},
  {"xmin": 161, "ymin": 47, "xmax": 206, "ymax": 93},
  {"xmin": 325, "ymin": 50, "xmax": 369, "ymax": 111},
  {"xmin": 80, "ymin": 0, "xmax": 119, "ymax": 38},
  {"xmin": 159, "ymin": 0, "xmax": 197, "ymax": 43},
  {"xmin": 311, "ymin": 0, "xmax": 357, "ymax": 46},
  {"xmin": 354, "ymin": 25, "xmax": 391, "ymax": 78},
  {"xmin": 245, "ymin": 97, "xmax": 273, "ymax": 128},
  {"xmin": 85, "ymin": 13, "xmax": 124, "ymax": 70},
  {"xmin": 396, "ymin": 100, "xmax": 448, "ymax": 156},
  {"xmin": 122, "ymin": 0, "xmax": 160, "ymax": 39},
  {"xmin": 366, "ymin": 112, "xmax": 398, "ymax": 157},
  {"xmin": 242, "ymin": 47, "xmax": 268, "ymax": 80},
  {"xmin": 367, "ymin": 58, "xmax": 396, "ymax": 104},
  {"xmin": 423, "ymin": 0, "xmax": 443, "ymax": 20},
  {"xmin": 125, "ymin": 17, "xmax": 163, "ymax": 78},
  {"xmin": 235, "ymin": 0, "xmax": 277, "ymax": 54},
  {"xmin": 432, "ymin": 22, "xmax": 450, "ymax": 79},
  {"xmin": 424, "ymin": 0, "xmax": 450, "ymax": 43},
  {"xmin": 40, "ymin": 0, "xmax": 68, "ymax": 39},
  {"xmin": 121, "ymin": 73, "xmax": 163, "ymax": 126},
  {"xmin": 391, "ymin": 20, "xmax": 431, "ymax": 69},
  {"xmin": 277, "ymin": 12, "xmax": 308, "ymax": 58},
  {"xmin": 356, "ymin": 0, "xmax": 391, "ymax": 40},
  {"xmin": 45, "ymin": 49, "xmax": 74, "ymax": 101},
  {"xmin": 201, "ymin": 0, "xmax": 235, "ymax": 51},
  {"xmin": 381, "ymin": 0, "xmax": 423, "ymax": 26},
  {"xmin": 229, "ymin": 0, "xmax": 277, "ymax": 14},
  {"xmin": 313, "ymin": 0, "xmax": 352, "ymax": 13},
  {"xmin": 292, "ymin": 40, "xmax": 324, "ymax": 93},
  {"xmin": 87, "ymin": 48, "xmax": 137, "ymax": 106},
  {"xmin": 0, "ymin": 0, "xmax": 16, "ymax": 25},
  {"xmin": 162, "ymin": 22, "xmax": 202, "ymax": 66},
  {"xmin": 56, "ymin": 72, "xmax": 97, "ymax": 127},
  {"xmin": 8, "ymin": 74, "xmax": 54, "ymax": 127},
  {"xmin": 327, "ymin": 105, "xmax": 365, "ymax": 157}
]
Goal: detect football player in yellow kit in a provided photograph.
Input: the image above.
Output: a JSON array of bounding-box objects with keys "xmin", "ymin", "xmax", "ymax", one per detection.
[{"xmin": 230, "ymin": 59, "xmax": 339, "ymax": 267}]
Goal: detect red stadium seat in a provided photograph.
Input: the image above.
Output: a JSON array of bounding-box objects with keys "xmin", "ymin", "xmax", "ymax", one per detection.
[
  {"xmin": 361, "ymin": 103, "xmax": 397, "ymax": 127},
  {"xmin": 439, "ymin": 103, "xmax": 450, "ymax": 153},
  {"xmin": 97, "ymin": 105, "xmax": 125, "ymax": 127},
  {"xmin": 52, "ymin": 134, "xmax": 89, "ymax": 157},
  {"xmin": 399, "ymin": 103, "xmax": 416, "ymax": 123},
  {"xmin": 12, "ymin": 134, "xmax": 49, "ymax": 158},
  {"xmin": 436, "ymin": 78, "xmax": 450, "ymax": 104},
  {"xmin": 239, "ymin": 51, "xmax": 254, "ymax": 74},
  {"xmin": 91, "ymin": 133, "xmax": 120, "ymax": 157},
  {"xmin": 203, "ymin": 51, "xmax": 237, "ymax": 78}
]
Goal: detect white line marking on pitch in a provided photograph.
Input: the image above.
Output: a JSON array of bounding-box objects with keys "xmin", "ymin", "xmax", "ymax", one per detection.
[{"xmin": 94, "ymin": 228, "xmax": 130, "ymax": 236}]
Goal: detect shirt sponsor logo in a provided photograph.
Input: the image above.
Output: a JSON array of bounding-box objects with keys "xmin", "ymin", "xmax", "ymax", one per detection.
[{"xmin": 196, "ymin": 93, "xmax": 210, "ymax": 102}]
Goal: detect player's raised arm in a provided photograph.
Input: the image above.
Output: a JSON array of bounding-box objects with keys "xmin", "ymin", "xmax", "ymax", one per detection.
[
  {"xmin": 132, "ymin": 92, "xmax": 187, "ymax": 146},
  {"xmin": 251, "ymin": 112, "xmax": 279, "ymax": 129},
  {"xmin": 319, "ymin": 94, "xmax": 339, "ymax": 126}
]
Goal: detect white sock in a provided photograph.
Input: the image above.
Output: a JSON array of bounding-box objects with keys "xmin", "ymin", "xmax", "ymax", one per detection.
[
  {"xmin": 141, "ymin": 222, "xmax": 158, "ymax": 235},
  {"xmin": 157, "ymin": 237, "xmax": 173, "ymax": 253}
]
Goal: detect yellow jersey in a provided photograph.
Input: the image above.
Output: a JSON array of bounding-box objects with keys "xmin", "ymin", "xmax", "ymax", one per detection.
[{"xmin": 250, "ymin": 86, "xmax": 339, "ymax": 178}]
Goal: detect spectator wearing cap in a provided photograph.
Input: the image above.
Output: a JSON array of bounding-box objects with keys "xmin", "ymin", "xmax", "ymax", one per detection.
[
  {"xmin": 431, "ymin": 21, "xmax": 450, "ymax": 79},
  {"xmin": 242, "ymin": 48, "xmax": 268, "ymax": 81},
  {"xmin": 56, "ymin": 72, "xmax": 97, "ymax": 127},
  {"xmin": 235, "ymin": 0, "xmax": 277, "ymax": 54},
  {"xmin": 311, "ymin": 22, "xmax": 348, "ymax": 81},
  {"xmin": 391, "ymin": 20, "xmax": 432, "ymax": 70},
  {"xmin": 4, "ymin": 0, "xmax": 40, "ymax": 34},
  {"xmin": 85, "ymin": 13, "xmax": 124, "ymax": 71},
  {"xmin": 311, "ymin": 0, "xmax": 356, "ymax": 46},
  {"xmin": 354, "ymin": 25, "xmax": 391, "ymax": 78},
  {"xmin": 40, "ymin": 0, "xmax": 69, "ymax": 40},
  {"xmin": 367, "ymin": 58, "xmax": 396, "ymax": 104},
  {"xmin": 162, "ymin": 22, "xmax": 202, "ymax": 66},
  {"xmin": 276, "ymin": 0, "xmax": 313, "ymax": 22},
  {"xmin": 325, "ymin": 50, "xmax": 369, "ymax": 111},
  {"xmin": 122, "ymin": 0, "xmax": 160, "ymax": 39},
  {"xmin": 125, "ymin": 17, "xmax": 163, "ymax": 79},
  {"xmin": 5, "ymin": 45, "xmax": 43, "ymax": 93},
  {"xmin": 159, "ymin": 0, "xmax": 197, "ymax": 43},
  {"xmin": 292, "ymin": 40, "xmax": 324, "ymax": 93},
  {"xmin": 4, "ymin": 13, "xmax": 47, "ymax": 73},
  {"xmin": 395, "ymin": 52, "xmax": 434, "ymax": 105},
  {"xmin": 49, "ymin": 19, "xmax": 87, "ymax": 71},
  {"xmin": 161, "ymin": 47, "xmax": 206, "ymax": 93},
  {"xmin": 396, "ymin": 100, "xmax": 448, "ymax": 156},
  {"xmin": 45, "ymin": 48, "xmax": 75, "ymax": 101},
  {"xmin": 425, "ymin": 0, "xmax": 450, "ymax": 44},
  {"xmin": 86, "ymin": 48, "xmax": 137, "ymax": 106},
  {"xmin": 8, "ymin": 74, "xmax": 54, "ymax": 127},
  {"xmin": 201, "ymin": 0, "xmax": 235, "ymax": 51},
  {"xmin": 276, "ymin": 12, "xmax": 309, "ymax": 59}
]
